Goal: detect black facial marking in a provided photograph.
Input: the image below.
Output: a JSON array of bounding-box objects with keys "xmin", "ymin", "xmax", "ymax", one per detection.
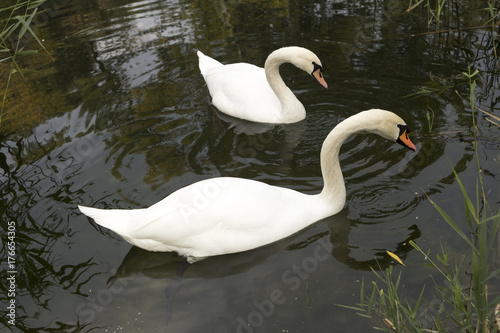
[
  {"xmin": 311, "ymin": 61, "xmax": 323, "ymax": 76},
  {"xmin": 396, "ymin": 124, "xmax": 411, "ymax": 146},
  {"xmin": 398, "ymin": 124, "xmax": 411, "ymax": 134}
]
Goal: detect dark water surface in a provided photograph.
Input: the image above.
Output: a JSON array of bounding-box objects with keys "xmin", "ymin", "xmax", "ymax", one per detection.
[{"xmin": 1, "ymin": 0, "xmax": 499, "ymax": 332}]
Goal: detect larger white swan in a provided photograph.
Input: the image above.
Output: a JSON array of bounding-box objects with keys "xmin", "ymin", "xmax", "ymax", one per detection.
[
  {"xmin": 79, "ymin": 109, "xmax": 416, "ymax": 263},
  {"xmin": 197, "ymin": 46, "xmax": 328, "ymax": 124}
]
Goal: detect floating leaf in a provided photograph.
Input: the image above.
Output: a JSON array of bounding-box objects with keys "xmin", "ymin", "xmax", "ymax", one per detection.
[{"xmin": 386, "ymin": 250, "xmax": 406, "ymax": 266}]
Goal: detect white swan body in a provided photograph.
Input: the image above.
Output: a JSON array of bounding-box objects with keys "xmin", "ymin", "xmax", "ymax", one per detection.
[
  {"xmin": 79, "ymin": 109, "xmax": 416, "ymax": 263},
  {"xmin": 197, "ymin": 46, "xmax": 328, "ymax": 124}
]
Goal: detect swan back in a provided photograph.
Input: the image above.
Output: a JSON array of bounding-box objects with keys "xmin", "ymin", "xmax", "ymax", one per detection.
[{"xmin": 81, "ymin": 178, "xmax": 329, "ymax": 259}]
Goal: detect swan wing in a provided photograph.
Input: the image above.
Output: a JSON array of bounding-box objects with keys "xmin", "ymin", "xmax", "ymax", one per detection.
[
  {"xmin": 202, "ymin": 62, "xmax": 284, "ymax": 122},
  {"xmin": 127, "ymin": 178, "xmax": 315, "ymax": 256}
]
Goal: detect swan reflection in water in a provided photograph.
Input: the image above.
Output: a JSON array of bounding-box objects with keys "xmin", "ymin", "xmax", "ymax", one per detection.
[{"xmin": 107, "ymin": 209, "xmax": 421, "ymax": 327}]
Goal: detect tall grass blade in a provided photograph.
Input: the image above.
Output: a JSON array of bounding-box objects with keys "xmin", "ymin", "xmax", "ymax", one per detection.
[
  {"xmin": 12, "ymin": 10, "xmax": 53, "ymax": 61},
  {"xmin": 17, "ymin": 49, "xmax": 37, "ymax": 56},
  {"xmin": 1, "ymin": 21, "xmax": 21, "ymax": 41},
  {"xmin": 452, "ymin": 169, "xmax": 478, "ymax": 223},
  {"xmin": 426, "ymin": 199, "xmax": 477, "ymax": 252}
]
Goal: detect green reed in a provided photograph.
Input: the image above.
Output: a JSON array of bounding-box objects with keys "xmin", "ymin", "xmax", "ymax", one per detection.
[{"xmin": 0, "ymin": 0, "xmax": 50, "ymax": 123}]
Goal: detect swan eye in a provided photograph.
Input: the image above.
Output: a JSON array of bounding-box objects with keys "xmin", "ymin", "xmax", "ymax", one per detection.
[
  {"xmin": 398, "ymin": 124, "xmax": 411, "ymax": 134},
  {"xmin": 312, "ymin": 61, "xmax": 323, "ymax": 73}
]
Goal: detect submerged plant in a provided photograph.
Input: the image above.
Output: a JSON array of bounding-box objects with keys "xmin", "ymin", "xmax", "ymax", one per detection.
[
  {"xmin": 0, "ymin": 0, "xmax": 50, "ymax": 123},
  {"xmin": 425, "ymin": 107, "xmax": 434, "ymax": 132},
  {"xmin": 337, "ymin": 265, "xmax": 427, "ymax": 332}
]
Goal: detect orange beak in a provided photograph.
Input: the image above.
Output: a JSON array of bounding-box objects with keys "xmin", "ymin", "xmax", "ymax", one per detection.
[
  {"xmin": 397, "ymin": 127, "xmax": 416, "ymax": 151},
  {"xmin": 312, "ymin": 68, "xmax": 328, "ymax": 89}
]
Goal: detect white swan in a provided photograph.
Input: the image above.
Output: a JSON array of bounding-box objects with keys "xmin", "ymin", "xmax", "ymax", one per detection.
[
  {"xmin": 197, "ymin": 46, "xmax": 328, "ymax": 124},
  {"xmin": 79, "ymin": 109, "xmax": 416, "ymax": 263}
]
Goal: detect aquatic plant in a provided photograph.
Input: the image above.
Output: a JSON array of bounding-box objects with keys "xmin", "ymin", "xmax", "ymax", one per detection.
[
  {"xmin": 405, "ymin": 0, "xmax": 499, "ymax": 133},
  {"xmin": 339, "ymin": 67, "xmax": 500, "ymax": 332},
  {"xmin": 0, "ymin": 0, "xmax": 50, "ymax": 123}
]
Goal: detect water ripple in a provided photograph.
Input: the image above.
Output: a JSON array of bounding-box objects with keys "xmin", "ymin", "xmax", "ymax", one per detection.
[{"xmin": 347, "ymin": 180, "xmax": 422, "ymax": 223}]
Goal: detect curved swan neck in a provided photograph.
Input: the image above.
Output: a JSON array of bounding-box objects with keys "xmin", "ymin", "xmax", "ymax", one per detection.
[
  {"xmin": 319, "ymin": 112, "xmax": 382, "ymax": 203},
  {"xmin": 318, "ymin": 124, "xmax": 347, "ymax": 204},
  {"xmin": 264, "ymin": 48, "xmax": 305, "ymax": 122}
]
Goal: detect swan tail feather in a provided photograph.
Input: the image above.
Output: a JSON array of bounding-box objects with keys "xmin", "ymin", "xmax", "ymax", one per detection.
[
  {"xmin": 78, "ymin": 205, "xmax": 140, "ymax": 234},
  {"xmin": 197, "ymin": 50, "xmax": 223, "ymax": 75}
]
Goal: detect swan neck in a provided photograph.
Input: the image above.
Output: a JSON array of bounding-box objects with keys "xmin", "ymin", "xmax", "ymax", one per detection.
[
  {"xmin": 264, "ymin": 51, "xmax": 304, "ymax": 121},
  {"xmin": 319, "ymin": 115, "xmax": 369, "ymax": 203}
]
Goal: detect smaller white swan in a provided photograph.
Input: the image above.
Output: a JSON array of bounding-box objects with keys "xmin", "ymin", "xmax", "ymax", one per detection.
[
  {"xmin": 197, "ymin": 46, "xmax": 328, "ymax": 124},
  {"xmin": 79, "ymin": 109, "xmax": 416, "ymax": 263}
]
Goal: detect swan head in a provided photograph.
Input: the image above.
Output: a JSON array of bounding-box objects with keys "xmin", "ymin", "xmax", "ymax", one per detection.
[
  {"xmin": 292, "ymin": 49, "xmax": 328, "ymax": 89},
  {"xmin": 311, "ymin": 61, "xmax": 328, "ymax": 89},
  {"xmin": 268, "ymin": 46, "xmax": 328, "ymax": 89},
  {"xmin": 362, "ymin": 109, "xmax": 416, "ymax": 151}
]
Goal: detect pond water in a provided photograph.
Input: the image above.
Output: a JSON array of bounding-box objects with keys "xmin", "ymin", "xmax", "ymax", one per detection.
[{"xmin": 1, "ymin": 0, "xmax": 499, "ymax": 332}]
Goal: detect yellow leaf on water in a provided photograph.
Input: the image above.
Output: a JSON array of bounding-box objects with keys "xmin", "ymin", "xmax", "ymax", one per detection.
[{"xmin": 386, "ymin": 250, "xmax": 406, "ymax": 266}]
